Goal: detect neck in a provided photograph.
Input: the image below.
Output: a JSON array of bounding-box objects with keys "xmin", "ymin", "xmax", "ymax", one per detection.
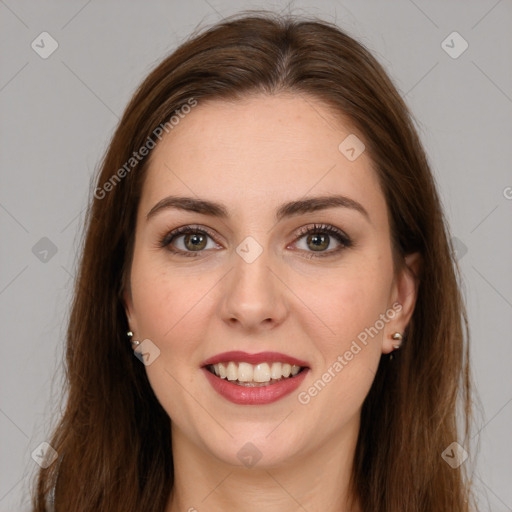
[{"xmin": 165, "ymin": 415, "xmax": 362, "ymax": 512}]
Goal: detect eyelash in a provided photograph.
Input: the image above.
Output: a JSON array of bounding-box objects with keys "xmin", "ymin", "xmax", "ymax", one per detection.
[{"xmin": 158, "ymin": 223, "xmax": 352, "ymax": 259}]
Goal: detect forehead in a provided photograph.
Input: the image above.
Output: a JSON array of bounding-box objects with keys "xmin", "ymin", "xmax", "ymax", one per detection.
[{"xmin": 140, "ymin": 93, "xmax": 388, "ymax": 227}]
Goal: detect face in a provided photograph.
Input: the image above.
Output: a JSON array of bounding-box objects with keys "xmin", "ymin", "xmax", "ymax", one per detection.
[{"xmin": 124, "ymin": 93, "xmax": 419, "ymax": 468}]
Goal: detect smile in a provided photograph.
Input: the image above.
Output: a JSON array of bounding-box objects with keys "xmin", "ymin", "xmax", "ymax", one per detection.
[
  {"xmin": 201, "ymin": 351, "xmax": 310, "ymax": 404},
  {"xmin": 206, "ymin": 361, "xmax": 304, "ymax": 386}
]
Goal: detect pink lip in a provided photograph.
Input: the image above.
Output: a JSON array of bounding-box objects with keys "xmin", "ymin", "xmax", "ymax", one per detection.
[
  {"xmin": 201, "ymin": 351, "xmax": 310, "ymax": 368},
  {"xmin": 202, "ymin": 367, "xmax": 310, "ymax": 405}
]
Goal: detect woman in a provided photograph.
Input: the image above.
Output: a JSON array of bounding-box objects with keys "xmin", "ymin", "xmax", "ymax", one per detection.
[{"xmin": 32, "ymin": 11, "xmax": 477, "ymax": 512}]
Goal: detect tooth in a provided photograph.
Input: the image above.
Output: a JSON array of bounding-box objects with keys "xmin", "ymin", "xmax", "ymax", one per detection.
[
  {"xmin": 290, "ymin": 364, "xmax": 300, "ymax": 376},
  {"xmin": 214, "ymin": 361, "xmax": 303, "ymax": 383},
  {"xmin": 226, "ymin": 361, "xmax": 238, "ymax": 381},
  {"xmin": 253, "ymin": 363, "xmax": 271, "ymax": 383},
  {"xmin": 238, "ymin": 362, "xmax": 253, "ymax": 382},
  {"xmin": 281, "ymin": 363, "xmax": 291, "ymax": 378},
  {"xmin": 270, "ymin": 362, "xmax": 282, "ymax": 380}
]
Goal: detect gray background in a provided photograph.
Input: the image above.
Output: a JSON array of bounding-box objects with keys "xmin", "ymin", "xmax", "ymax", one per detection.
[{"xmin": 1, "ymin": 1, "xmax": 511, "ymax": 510}]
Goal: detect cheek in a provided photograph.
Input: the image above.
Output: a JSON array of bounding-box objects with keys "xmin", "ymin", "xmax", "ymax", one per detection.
[
  {"xmin": 298, "ymin": 259, "xmax": 392, "ymax": 411},
  {"xmin": 130, "ymin": 257, "xmax": 205, "ymax": 422},
  {"xmin": 130, "ymin": 253, "xmax": 212, "ymax": 343},
  {"xmin": 299, "ymin": 276, "xmax": 387, "ymax": 416},
  {"xmin": 312, "ymin": 262, "xmax": 392, "ymax": 346}
]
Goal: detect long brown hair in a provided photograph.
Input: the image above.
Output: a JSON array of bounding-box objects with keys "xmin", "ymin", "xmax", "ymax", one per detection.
[{"xmin": 32, "ymin": 11, "xmax": 478, "ymax": 511}]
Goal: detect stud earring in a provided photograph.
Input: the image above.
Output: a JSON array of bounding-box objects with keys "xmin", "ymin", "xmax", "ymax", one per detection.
[
  {"xmin": 391, "ymin": 332, "xmax": 402, "ymax": 350},
  {"xmin": 389, "ymin": 332, "xmax": 403, "ymax": 361},
  {"xmin": 127, "ymin": 331, "xmax": 140, "ymax": 347}
]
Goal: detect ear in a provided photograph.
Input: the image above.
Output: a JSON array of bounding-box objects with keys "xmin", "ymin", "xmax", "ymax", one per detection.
[
  {"xmin": 382, "ymin": 252, "xmax": 422, "ymax": 354},
  {"xmin": 122, "ymin": 285, "xmax": 137, "ymax": 335}
]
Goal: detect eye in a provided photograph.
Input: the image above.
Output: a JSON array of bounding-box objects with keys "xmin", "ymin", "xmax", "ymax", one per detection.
[
  {"xmin": 159, "ymin": 225, "xmax": 220, "ymax": 257},
  {"xmin": 159, "ymin": 223, "xmax": 352, "ymax": 259},
  {"xmin": 291, "ymin": 223, "xmax": 352, "ymax": 259}
]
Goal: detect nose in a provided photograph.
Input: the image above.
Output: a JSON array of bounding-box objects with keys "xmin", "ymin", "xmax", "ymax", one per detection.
[{"xmin": 219, "ymin": 243, "xmax": 288, "ymax": 332}]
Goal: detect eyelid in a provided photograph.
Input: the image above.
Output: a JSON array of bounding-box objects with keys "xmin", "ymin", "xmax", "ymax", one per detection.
[
  {"xmin": 289, "ymin": 223, "xmax": 352, "ymax": 258},
  {"xmin": 159, "ymin": 224, "xmax": 221, "ymax": 248},
  {"xmin": 292, "ymin": 223, "xmax": 350, "ymax": 244}
]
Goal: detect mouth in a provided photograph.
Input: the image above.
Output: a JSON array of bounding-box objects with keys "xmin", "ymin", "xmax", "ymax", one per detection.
[
  {"xmin": 205, "ymin": 361, "xmax": 307, "ymax": 387},
  {"xmin": 201, "ymin": 351, "xmax": 310, "ymax": 405}
]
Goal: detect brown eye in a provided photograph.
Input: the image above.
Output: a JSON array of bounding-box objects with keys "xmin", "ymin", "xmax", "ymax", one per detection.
[
  {"xmin": 293, "ymin": 223, "xmax": 352, "ymax": 258},
  {"xmin": 160, "ymin": 225, "xmax": 220, "ymax": 257},
  {"xmin": 306, "ymin": 233, "xmax": 330, "ymax": 252},
  {"xmin": 182, "ymin": 232, "xmax": 208, "ymax": 251}
]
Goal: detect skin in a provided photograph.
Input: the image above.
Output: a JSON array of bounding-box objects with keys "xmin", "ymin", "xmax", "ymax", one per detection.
[{"xmin": 123, "ymin": 93, "xmax": 421, "ymax": 512}]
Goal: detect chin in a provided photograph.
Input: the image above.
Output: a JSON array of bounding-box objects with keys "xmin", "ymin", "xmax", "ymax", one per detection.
[{"xmin": 200, "ymin": 426, "xmax": 306, "ymax": 469}]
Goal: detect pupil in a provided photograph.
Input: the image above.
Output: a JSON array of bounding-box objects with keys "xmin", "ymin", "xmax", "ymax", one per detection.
[
  {"xmin": 186, "ymin": 233, "xmax": 206, "ymax": 250},
  {"xmin": 308, "ymin": 234, "xmax": 328, "ymax": 251}
]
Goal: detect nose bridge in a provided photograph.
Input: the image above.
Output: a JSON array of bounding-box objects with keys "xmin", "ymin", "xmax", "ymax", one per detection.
[{"xmin": 220, "ymin": 235, "xmax": 287, "ymax": 329}]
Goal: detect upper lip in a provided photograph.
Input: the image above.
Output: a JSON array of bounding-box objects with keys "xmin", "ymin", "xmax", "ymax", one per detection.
[{"xmin": 201, "ymin": 351, "xmax": 310, "ymax": 368}]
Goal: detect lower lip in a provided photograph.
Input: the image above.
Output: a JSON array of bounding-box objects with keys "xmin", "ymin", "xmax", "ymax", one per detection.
[{"xmin": 202, "ymin": 367, "xmax": 309, "ymax": 405}]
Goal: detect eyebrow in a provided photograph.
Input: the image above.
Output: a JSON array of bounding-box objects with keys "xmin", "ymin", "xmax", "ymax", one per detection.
[{"xmin": 146, "ymin": 194, "xmax": 370, "ymax": 223}]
